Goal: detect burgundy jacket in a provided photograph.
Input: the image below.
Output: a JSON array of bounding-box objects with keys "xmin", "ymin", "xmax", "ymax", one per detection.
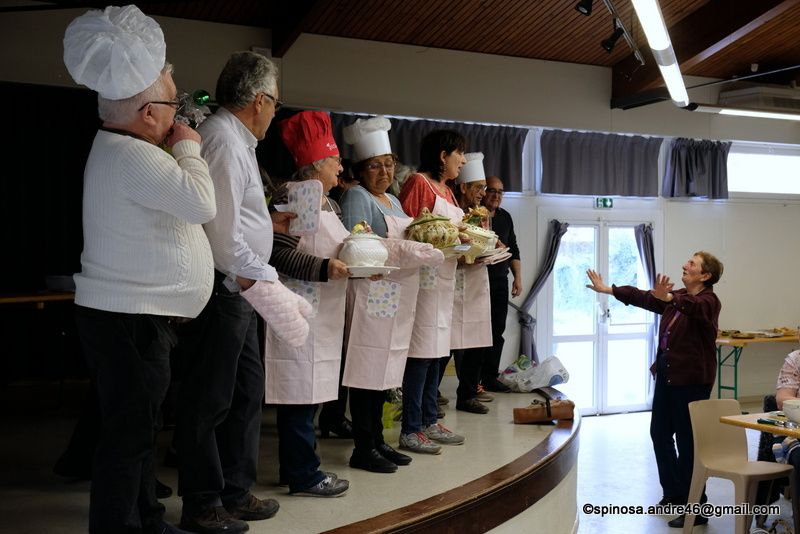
[{"xmin": 612, "ymin": 285, "xmax": 721, "ymax": 387}]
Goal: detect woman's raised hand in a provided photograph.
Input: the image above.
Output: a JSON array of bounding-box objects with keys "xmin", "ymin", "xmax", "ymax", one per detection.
[{"xmin": 585, "ymin": 269, "xmax": 612, "ymax": 295}]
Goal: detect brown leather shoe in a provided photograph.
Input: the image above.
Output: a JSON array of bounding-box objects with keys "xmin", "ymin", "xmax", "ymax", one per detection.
[
  {"xmin": 224, "ymin": 493, "xmax": 279, "ymax": 521},
  {"xmin": 179, "ymin": 506, "xmax": 249, "ymax": 534}
]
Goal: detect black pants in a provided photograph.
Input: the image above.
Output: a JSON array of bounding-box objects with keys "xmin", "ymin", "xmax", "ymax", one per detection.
[
  {"xmin": 482, "ymin": 278, "xmax": 510, "ymax": 383},
  {"xmin": 456, "ymin": 347, "xmax": 484, "ymax": 402},
  {"xmin": 319, "ymin": 348, "xmax": 349, "ymax": 428},
  {"xmin": 650, "ymin": 364, "xmax": 712, "ymax": 500},
  {"xmin": 175, "ymin": 275, "xmax": 264, "ymax": 511},
  {"xmin": 75, "ymin": 305, "xmax": 176, "ymax": 534},
  {"xmin": 349, "ymin": 388, "xmax": 387, "ymax": 451}
]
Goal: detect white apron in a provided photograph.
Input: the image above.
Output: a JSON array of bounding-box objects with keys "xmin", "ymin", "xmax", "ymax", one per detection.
[
  {"xmin": 407, "ymin": 180, "xmax": 463, "ymax": 358},
  {"xmin": 342, "ymin": 200, "xmax": 420, "ymax": 390},
  {"xmin": 450, "ymin": 263, "xmax": 492, "ymax": 349},
  {"xmin": 265, "ymin": 208, "xmax": 350, "ymax": 404}
]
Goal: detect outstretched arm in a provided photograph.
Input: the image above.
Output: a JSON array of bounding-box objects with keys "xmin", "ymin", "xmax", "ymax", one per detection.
[{"xmin": 585, "ymin": 269, "xmax": 613, "ymax": 295}]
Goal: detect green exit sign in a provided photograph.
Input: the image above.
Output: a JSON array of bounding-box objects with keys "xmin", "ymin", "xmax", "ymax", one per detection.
[{"xmin": 595, "ymin": 197, "xmax": 614, "ymax": 209}]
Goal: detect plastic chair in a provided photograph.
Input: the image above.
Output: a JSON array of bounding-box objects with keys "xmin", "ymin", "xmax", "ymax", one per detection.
[{"xmin": 683, "ymin": 399, "xmax": 794, "ymax": 534}]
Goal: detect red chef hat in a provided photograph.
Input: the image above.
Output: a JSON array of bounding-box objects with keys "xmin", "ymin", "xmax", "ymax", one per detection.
[{"xmin": 280, "ymin": 110, "xmax": 339, "ymax": 168}]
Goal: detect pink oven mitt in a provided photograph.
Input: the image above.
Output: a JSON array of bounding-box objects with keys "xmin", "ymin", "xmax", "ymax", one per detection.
[
  {"xmin": 240, "ymin": 280, "xmax": 313, "ymax": 347},
  {"xmin": 383, "ymin": 238, "xmax": 446, "ymax": 269}
]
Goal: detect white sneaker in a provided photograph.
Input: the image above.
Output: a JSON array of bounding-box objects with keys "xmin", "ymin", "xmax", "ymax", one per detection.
[
  {"xmin": 399, "ymin": 432, "xmax": 442, "ymax": 454},
  {"xmin": 423, "ymin": 423, "xmax": 465, "ymax": 445}
]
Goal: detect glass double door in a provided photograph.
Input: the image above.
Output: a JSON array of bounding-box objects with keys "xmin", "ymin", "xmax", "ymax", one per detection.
[{"xmin": 539, "ymin": 218, "xmax": 655, "ymax": 415}]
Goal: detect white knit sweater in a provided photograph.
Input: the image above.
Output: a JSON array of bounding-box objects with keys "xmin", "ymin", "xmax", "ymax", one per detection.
[{"xmin": 74, "ymin": 131, "xmax": 216, "ymax": 318}]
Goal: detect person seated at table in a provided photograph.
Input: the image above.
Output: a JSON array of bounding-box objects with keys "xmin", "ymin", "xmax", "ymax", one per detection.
[{"xmin": 774, "ymin": 350, "xmax": 800, "ymax": 461}]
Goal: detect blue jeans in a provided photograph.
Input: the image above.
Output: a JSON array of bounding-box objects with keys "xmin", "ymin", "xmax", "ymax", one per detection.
[
  {"xmin": 401, "ymin": 358, "xmax": 440, "ymax": 434},
  {"xmin": 276, "ymin": 404, "xmax": 325, "ymax": 493}
]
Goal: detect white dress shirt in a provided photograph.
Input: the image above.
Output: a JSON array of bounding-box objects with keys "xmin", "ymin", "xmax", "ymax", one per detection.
[{"xmin": 198, "ymin": 107, "xmax": 278, "ymax": 287}]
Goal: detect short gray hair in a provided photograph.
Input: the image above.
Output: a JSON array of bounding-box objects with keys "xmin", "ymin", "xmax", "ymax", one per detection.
[
  {"xmin": 97, "ymin": 63, "xmax": 174, "ymax": 123},
  {"xmin": 294, "ymin": 157, "xmax": 333, "ymax": 181},
  {"xmin": 215, "ymin": 51, "xmax": 278, "ymax": 110}
]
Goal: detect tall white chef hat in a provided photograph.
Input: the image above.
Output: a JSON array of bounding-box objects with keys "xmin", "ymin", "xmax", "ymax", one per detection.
[
  {"xmin": 63, "ymin": 5, "xmax": 166, "ymax": 100},
  {"xmin": 343, "ymin": 116, "xmax": 393, "ymax": 163},
  {"xmin": 457, "ymin": 152, "xmax": 486, "ymax": 184}
]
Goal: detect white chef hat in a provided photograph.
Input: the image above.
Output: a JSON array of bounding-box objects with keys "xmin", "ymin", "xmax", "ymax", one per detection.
[
  {"xmin": 343, "ymin": 116, "xmax": 393, "ymax": 163},
  {"xmin": 63, "ymin": 5, "xmax": 166, "ymax": 100},
  {"xmin": 457, "ymin": 152, "xmax": 486, "ymax": 184}
]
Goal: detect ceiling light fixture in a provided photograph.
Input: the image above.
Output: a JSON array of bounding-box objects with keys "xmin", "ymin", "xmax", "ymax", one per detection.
[
  {"xmin": 601, "ymin": 22, "xmax": 625, "ymax": 53},
  {"xmin": 629, "ymin": 0, "xmax": 688, "ymax": 107},
  {"xmin": 575, "ymin": 0, "xmax": 593, "ymax": 16},
  {"xmin": 599, "ymin": 0, "xmax": 645, "ymax": 66},
  {"xmin": 685, "ymin": 103, "xmax": 800, "ymax": 122}
]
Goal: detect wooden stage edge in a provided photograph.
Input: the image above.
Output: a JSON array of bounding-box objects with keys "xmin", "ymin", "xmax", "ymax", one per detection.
[{"xmin": 323, "ymin": 414, "xmax": 581, "ymax": 534}]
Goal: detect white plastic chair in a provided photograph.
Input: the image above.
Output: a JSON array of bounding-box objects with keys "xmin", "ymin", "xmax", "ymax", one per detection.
[{"xmin": 683, "ymin": 398, "xmax": 793, "ymax": 533}]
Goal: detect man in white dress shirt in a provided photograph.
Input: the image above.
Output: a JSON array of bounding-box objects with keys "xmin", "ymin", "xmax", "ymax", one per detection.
[{"xmin": 175, "ymin": 52, "xmax": 303, "ymax": 534}]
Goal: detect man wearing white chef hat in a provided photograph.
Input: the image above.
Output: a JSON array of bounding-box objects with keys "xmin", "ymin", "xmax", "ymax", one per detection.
[
  {"xmin": 455, "ymin": 152, "xmax": 488, "ymax": 208},
  {"xmin": 64, "ymin": 5, "xmax": 216, "ymax": 533}
]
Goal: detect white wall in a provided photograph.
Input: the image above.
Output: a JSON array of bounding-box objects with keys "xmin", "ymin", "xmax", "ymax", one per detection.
[{"xmin": 3, "ymin": 12, "xmax": 798, "ymax": 397}]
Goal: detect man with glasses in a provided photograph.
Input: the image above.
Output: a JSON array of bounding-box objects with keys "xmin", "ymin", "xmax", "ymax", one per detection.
[
  {"xmin": 64, "ymin": 6, "xmax": 215, "ymax": 533},
  {"xmin": 481, "ymin": 176, "xmax": 522, "ymax": 392},
  {"xmin": 175, "ymin": 51, "xmax": 308, "ymax": 534}
]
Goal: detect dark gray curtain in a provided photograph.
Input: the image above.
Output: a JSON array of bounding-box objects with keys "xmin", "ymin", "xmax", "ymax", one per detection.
[
  {"xmin": 634, "ymin": 223, "xmax": 659, "ymax": 372},
  {"xmin": 509, "ymin": 219, "xmax": 569, "ymax": 365},
  {"xmin": 540, "ymin": 130, "xmax": 663, "ymax": 196},
  {"xmin": 330, "ymin": 113, "xmax": 528, "ymax": 191},
  {"xmin": 662, "ymin": 138, "xmax": 730, "ymax": 199}
]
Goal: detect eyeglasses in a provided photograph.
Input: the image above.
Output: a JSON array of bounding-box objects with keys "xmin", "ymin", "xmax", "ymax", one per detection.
[
  {"xmin": 261, "ymin": 92, "xmax": 283, "ymax": 110},
  {"xmin": 485, "ymin": 188, "xmax": 504, "ymax": 195},
  {"xmin": 138, "ymin": 92, "xmax": 187, "ymax": 112},
  {"xmin": 364, "ymin": 161, "xmax": 396, "ymax": 173},
  {"xmin": 468, "ymin": 183, "xmax": 487, "ymax": 191}
]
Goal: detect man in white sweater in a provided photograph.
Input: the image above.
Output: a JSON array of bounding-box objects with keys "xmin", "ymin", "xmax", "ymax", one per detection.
[
  {"xmin": 175, "ymin": 52, "xmax": 311, "ymax": 534},
  {"xmin": 64, "ymin": 6, "xmax": 216, "ymax": 534}
]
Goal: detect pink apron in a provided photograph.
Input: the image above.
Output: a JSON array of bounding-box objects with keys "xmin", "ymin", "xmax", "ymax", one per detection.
[
  {"xmin": 343, "ymin": 199, "xmax": 420, "ymax": 390},
  {"xmin": 450, "ymin": 263, "xmax": 492, "ymax": 349},
  {"xmin": 407, "ymin": 180, "xmax": 463, "ymax": 358},
  {"xmin": 264, "ymin": 208, "xmax": 350, "ymax": 404}
]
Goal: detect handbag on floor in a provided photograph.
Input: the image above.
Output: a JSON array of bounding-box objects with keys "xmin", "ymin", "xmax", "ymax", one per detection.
[{"xmin": 513, "ymin": 387, "xmax": 575, "ymax": 424}]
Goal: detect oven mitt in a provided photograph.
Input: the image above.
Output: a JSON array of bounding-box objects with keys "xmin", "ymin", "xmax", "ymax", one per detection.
[
  {"xmin": 240, "ymin": 279, "xmax": 312, "ymax": 347},
  {"xmin": 383, "ymin": 238, "xmax": 445, "ymax": 269}
]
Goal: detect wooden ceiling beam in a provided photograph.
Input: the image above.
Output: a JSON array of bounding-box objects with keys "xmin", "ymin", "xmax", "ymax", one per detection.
[
  {"xmin": 271, "ymin": 0, "xmax": 326, "ymax": 58},
  {"xmin": 612, "ymin": 0, "xmax": 800, "ymax": 108}
]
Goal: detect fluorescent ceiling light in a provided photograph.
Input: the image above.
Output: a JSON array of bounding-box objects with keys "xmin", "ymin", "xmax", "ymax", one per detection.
[
  {"xmin": 657, "ymin": 63, "xmax": 688, "ymax": 107},
  {"xmin": 629, "ymin": 0, "xmax": 688, "ymax": 108},
  {"xmin": 688, "ymin": 103, "xmax": 800, "ymax": 121},
  {"xmin": 630, "ymin": 0, "xmax": 670, "ymax": 50}
]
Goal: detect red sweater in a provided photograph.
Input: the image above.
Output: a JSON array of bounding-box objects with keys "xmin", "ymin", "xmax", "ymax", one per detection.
[{"xmin": 399, "ymin": 173, "xmax": 458, "ymax": 218}]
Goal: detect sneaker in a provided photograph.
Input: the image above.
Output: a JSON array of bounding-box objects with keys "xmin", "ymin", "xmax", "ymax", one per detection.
[
  {"xmin": 290, "ymin": 475, "xmax": 349, "ymax": 497},
  {"xmin": 377, "ymin": 443, "xmax": 412, "ymax": 466},
  {"xmin": 423, "ymin": 423, "xmax": 465, "ymax": 445},
  {"xmin": 399, "ymin": 432, "xmax": 442, "ymax": 455},
  {"xmin": 224, "ymin": 492, "xmax": 279, "ymax": 521},
  {"xmin": 157, "ymin": 522, "xmax": 194, "ymax": 534},
  {"xmin": 179, "ymin": 506, "xmax": 249, "ymax": 534},
  {"xmin": 475, "ymin": 385, "xmax": 494, "ymax": 403},
  {"xmin": 437, "ymin": 393, "xmax": 450, "ymax": 406},
  {"xmin": 456, "ymin": 398, "xmax": 489, "ymax": 414}
]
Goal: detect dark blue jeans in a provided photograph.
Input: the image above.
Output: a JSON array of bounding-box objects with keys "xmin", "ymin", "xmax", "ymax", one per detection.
[
  {"xmin": 401, "ymin": 358, "xmax": 439, "ymax": 435},
  {"xmin": 75, "ymin": 305, "xmax": 176, "ymax": 534},
  {"xmin": 175, "ymin": 274, "xmax": 264, "ymax": 511},
  {"xmin": 650, "ymin": 363, "xmax": 712, "ymax": 500},
  {"xmin": 276, "ymin": 404, "xmax": 325, "ymax": 493}
]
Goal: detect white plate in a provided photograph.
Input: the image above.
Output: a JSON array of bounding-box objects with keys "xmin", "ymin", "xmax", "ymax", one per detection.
[
  {"xmin": 478, "ymin": 246, "xmax": 509, "ymax": 258},
  {"xmin": 347, "ymin": 265, "xmax": 399, "ymax": 278}
]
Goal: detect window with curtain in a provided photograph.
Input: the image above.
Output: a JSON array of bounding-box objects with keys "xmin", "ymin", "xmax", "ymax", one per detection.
[
  {"xmin": 539, "ymin": 129, "xmax": 663, "ymax": 197},
  {"xmin": 330, "ymin": 113, "xmax": 529, "ymax": 192},
  {"xmin": 662, "ymin": 137, "xmax": 730, "ymax": 199}
]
